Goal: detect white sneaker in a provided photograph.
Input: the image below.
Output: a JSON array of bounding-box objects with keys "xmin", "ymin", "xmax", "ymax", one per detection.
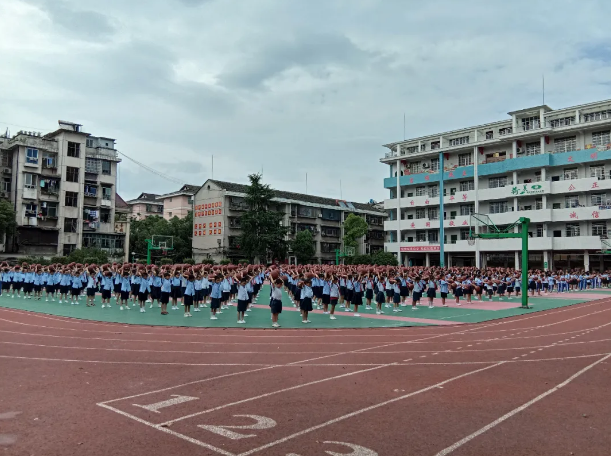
[
  {"xmin": 428, "ymin": 305, "xmax": 434, "ymax": 309},
  {"xmin": 323, "ymin": 311, "xmax": 329, "ymax": 315},
  {"xmin": 149, "ymin": 304, "xmax": 153, "ymax": 308},
  {"xmin": 272, "ymin": 323, "xmax": 280, "ymax": 327},
  {"xmin": 140, "ymin": 308, "xmax": 145, "ymax": 313},
  {"xmin": 456, "ymin": 303, "xmax": 462, "ymax": 306},
  {"xmin": 330, "ymin": 315, "xmax": 337, "ymax": 320},
  {"xmin": 120, "ymin": 306, "xmax": 124, "ymax": 310},
  {"xmin": 396, "ymin": 308, "xmax": 402, "ymax": 312},
  {"xmin": 400, "ymin": 303, "xmax": 408, "ymax": 307},
  {"xmin": 302, "ymin": 320, "xmax": 308, "ymax": 324},
  {"xmin": 392, "ymin": 309, "xmax": 398, "ymax": 313},
  {"xmin": 354, "ymin": 313, "xmax": 360, "ymax": 317},
  {"xmin": 125, "ymin": 306, "xmax": 130, "ymax": 310},
  {"xmin": 365, "ymin": 306, "xmax": 372, "ymax": 310},
  {"xmin": 376, "ymin": 311, "xmax": 381, "ymax": 315},
  {"xmin": 59, "ymin": 300, "xmax": 62, "ymax": 304},
  {"xmin": 101, "ymin": 304, "xmax": 105, "ymax": 308},
  {"xmin": 184, "ymin": 314, "xmax": 189, "ymax": 317},
  {"xmin": 412, "ymin": 306, "xmax": 418, "ymax": 310},
  {"xmin": 210, "ymin": 315, "xmax": 218, "ymax": 320},
  {"xmin": 339, "ymin": 304, "xmax": 345, "ymax": 308},
  {"xmin": 146, "ymin": 299, "xmax": 152, "ymax": 303}
]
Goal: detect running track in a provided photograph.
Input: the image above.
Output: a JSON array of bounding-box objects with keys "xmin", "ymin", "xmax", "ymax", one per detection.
[{"xmin": 1, "ymin": 297, "xmax": 610, "ymax": 455}]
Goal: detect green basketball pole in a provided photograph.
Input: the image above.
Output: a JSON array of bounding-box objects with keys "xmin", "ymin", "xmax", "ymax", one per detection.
[
  {"xmin": 145, "ymin": 239, "xmax": 174, "ymax": 265},
  {"xmin": 471, "ymin": 216, "xmax": 531, "ymax": 309}
]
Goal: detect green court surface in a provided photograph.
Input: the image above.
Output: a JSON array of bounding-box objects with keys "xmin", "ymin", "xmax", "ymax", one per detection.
[{"xmin": 0, "ymin": 286, "xmax": 607, "ymax": 329}]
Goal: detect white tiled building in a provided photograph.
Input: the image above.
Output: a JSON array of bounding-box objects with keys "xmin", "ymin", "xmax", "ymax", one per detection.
[{"xmin": 381, "ymin": 99, "xmax": 611, "ymax": 271}]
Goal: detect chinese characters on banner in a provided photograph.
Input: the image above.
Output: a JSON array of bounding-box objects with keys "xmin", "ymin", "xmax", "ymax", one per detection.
[
  {"xmin": 193, "ymin": 200, "xmax": 223, "ymax": 237},
  {"xmin": 400, "ymin": 246, "xmax": 441, "ymax": 252}
]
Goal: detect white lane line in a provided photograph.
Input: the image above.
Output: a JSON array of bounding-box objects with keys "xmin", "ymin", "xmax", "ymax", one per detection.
[
  {"xmin": 236, "ymin": 362, "xmax": 505, "ymax": 456},
  {"xmin": 433, "ymin": 353, "xmax": 611, "ymax": 456}
]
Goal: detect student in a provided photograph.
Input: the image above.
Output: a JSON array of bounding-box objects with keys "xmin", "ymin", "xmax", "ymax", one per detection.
[
  {"xmin": 392, "ymin": 279, "xmax": 402, "ymax": 312},
  {"xmin": 130, "ymin": 269, "xmax": 140, "ymax": 305},
  {"xmin": 12, "ymin": 266, "xmax": 24, "ymax": 298},
  {"xmin": 322, "ymin": 276, "xmax": 331, "ymax": 314},
  {"xmin": 101, "ymin": 271, "xmax": 113, "ymax": 308},
  {"xmin": 138, "ymin": 271, "xmax": 151, "ymax": 313},
  {"xmin": 113, "ymin": 268, "xmax": 122, "ymax": 303},
  {"xmin": 23, "ymin": 267, "xmax": 34, "ymax": 300},
  {"xmin": 150, "ymin": 269, "xmax": 162, "ymax": 309},
  {"xmin": 119, "ymin": 270, "xmax": 131, "ymax": 310},
  {"xmin": 236, "ymin": 277, "xmax": 249, "ymax": 324},
  {"xmin": 160, "ymin": 272, "xmax": 171, "ymax": 315},
  {"xmin": 351, "ymin": 276, "xmax": 363, "ymax": 317},
  {"xmin": 221, "ymin": 276, "xmax": 231, "ymax": 309},
  {"xmin": 300, "ymin": 279, "xmax": 314, "ymax": 323},
  {"xmin": 375, "ymin": 276, "xmax": 386, "ymax": 314},
  {"xmin": 426, "ymin": 276, "xmax": 437, "ymax": 309},
  {"xmin": 364, "ymin": 275, "xmax": 374, "ymax": 310},
  {"xmin": 329, "ymin": 276, "xmax": 340, "ymax": 320},
  {"xmin": 182, "ymin": 274, "xmax": 195, "ymax": 317},
  {"xmin": 209, "ymin": 275, "xmax": 223, "ymax": 320},
  {"xmin": 438, "ymin": 276, "xmax": 449, "ymax": 307},
  {"xmin": 192, "ymin": 273, "xmax": 203, "ymax": 312},
  {"xmin": 201, "ymin": 274, "xmax": 210, "ymax": 308},
  {"xmin": 1, "ymin": 268, "xmax": 11, "ymax": 297},
  {"xmin": 412, "ymin": 277, "xmax": 422, "ymax": 310},
  {"xmin": 270, "ymin": 278, "xmax": 283, "ymax": 328},
  {"xmin": 33, "ymin": 268, "xmax": 43, "ymax": 301},
  {"xmin": 71, "ymin": 270, "xmax": 83, "ymax": 305},
  {"xmin": 58, "ymin": 269, "xmax": 71, "ymax": 304},
  {"xmin": 85, "ymin": 269, "xmax": 97, "ymax": 307},
  {"xmin": 170, "ymin": 271, "xmax": 182, "ymax": 310}
]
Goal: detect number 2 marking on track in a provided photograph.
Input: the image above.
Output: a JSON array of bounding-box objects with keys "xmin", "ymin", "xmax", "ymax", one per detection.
[
  {"xmin": 132, "ymin": 395, "xmax": 199, "ymax": 413},
  {"xmin": 198, "ymin": 415, "xmax": 277, "ymax": 440},
  {"xmin": 287, "ymin": 441, "xmax": 378, "ymax": 456}
]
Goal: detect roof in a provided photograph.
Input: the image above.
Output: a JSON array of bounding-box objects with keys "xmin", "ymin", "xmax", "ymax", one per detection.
[
  {"xmin": 115, "ymin": 193, "xmax": 129, "ymax": 209},
  {"xmin": 157, "ymin": 184, "xmax": 201, "ymax": 199},
  {"xmin": 126, "ymin": 192, "xmax": 163, "ymax": 205},
  {"xmin": 206, "ymin": 180, "xmax": 385, "ymax": 214}
]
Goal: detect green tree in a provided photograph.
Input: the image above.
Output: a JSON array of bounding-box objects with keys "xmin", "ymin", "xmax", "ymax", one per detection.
[
  {"xmin": 129, "ymin": 212, "xmax": 193, "ymax": 263},
  {"xmin": 239, "ymin": 174, "xmax": 288, "ymax": 262},
  {"xmin": 372, "ymin": 250, "xmax": 398, "ymax": 266},
  {"xmin": 67, "ymin": 248, "xmax": 109, "ymax": 264},
  {"xmin": 291, "ymin": 230, "xmax": 315, "ymax": 264},
  {"xmin": 0, "ymin": 199, "xmax": 17, "ymax": 241},
  {"xmin": 343, "ymin": 213, "xmax": 368, "ymax": 249}
]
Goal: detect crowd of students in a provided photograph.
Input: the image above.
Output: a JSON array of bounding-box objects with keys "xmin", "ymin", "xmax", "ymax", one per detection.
[{"xmin": 0, "ymin": 262, "xmax": 607, "ymax": 327}]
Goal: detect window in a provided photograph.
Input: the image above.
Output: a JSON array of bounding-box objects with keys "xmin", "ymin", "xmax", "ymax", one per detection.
[
  {"xmin": 489, "ymin": 176, "xmax": 508, "ymax": 188},
  {"xmin": 490, "ymin": 201, "xmax": 508, "ymax": 214},
  {"xmin": 592, "ymin": 222, "xmax": 607, "ymax": 237},
  {"xmin": 67, "ymin": 142, "xmax": 80, "ymax": 157},
  {"xmin": 24, "ymin": 173, "xmax": 37, "ymax": 189},
  {"xmin": 535, "ymin": 171, "xmax": 542, "ymax": 182},
  {"xmin": 460, "ymin": 228, "xmax": 471, "ymax": 241},
  {"xmin": 66, "ymin": 166, "xmax": 79, "ymax": 182},
  {"xmin": 85, "ymin": 158, "xmax": 100, "ymax": 174},
  {"xmin": 102, "ymin": 186, "xmax": 112, "ymax": 200},
  {"xmin": 460, "ymin": 181, "xmax": 474, "ymax": 192},
  {"xmin": 591, "ymin": 165, "xmax": 605, "ymax": 180},
  {"xmin": 565, "ymin": 223, "xmax": 580, "ymax": 237},
  {"xmin": 42, "ymin": 153, "xmax": 57, "ymax": 168},
  {"xmin": 2, "ymin": 177, "xmax": 11, "ymax": 193},
  {"xmin": 521, "ymin": 116, "xmax": 540, "ymax": 131},
  {"xmin": 415, "ymin": 208, "xmax": 426, "ymax": 219},
  {"xmin": 63, "ymin": 244, "xmax": 76, "ymax": 256},
  {"xmin": 430, "ymin": 158, "xmax": 439, "ymax": 172},
  {"xmin": 25, "ymin": 202, "xmax": 37, "ymax": 216},
  {"xmin": 460, "ymin": 204, "xmax": 475, "ymax": 216},
  {"xmin": 449, "ymin": 136, "xmax": 469, "ymax": 147},
  {"xmin": 431, "ymin": 141, "xmax": 440, "ymax": 150},
  {"xmin": 592, "ymin": 193, "xmax": 605, "ymax": 206},
  {"xmin": 406, "ymin": 145, "xmax": 418, "ymax": 154},
  {"xmin": 65, "ymin": 191, "xmax": 78, "ymax": 207},
  {"xmin": 565, "ymin": 195, "xmax": 580, "ymax": 208},
  {"xmin": 42, "ymin": 202, "xmax": 58, "ymax": 218},
  {"xmin": 100, "ymin": 210, "xmax": 111, "ymax": 223},
  {"xmin": 592, "ymin": 130, "xmax": 611, "ymax": 147},
  {"xmin": 458, "ymin": 153, "xmax": 472, "ymax": 167},
  {"xmin": 553, "ymin": 203, "xmax": 561, "ymax": 209},
  {"xmin": 84, "ymin": 184, "xmax": 97, "ymax": 197},
  {"xmin": 485, "ymin": 131, "xmax": 493, "ymax": 140},
  {"xmin": 535, "ymin": 198, "xmax": 543, "ymax": 210},
  {"xmin": 536, "ymin": 224, "xmax": 544, "ymax": 237},
  {"xmin": 415, "ymin": 186, "xmax": 426, "ymax": 197},
  {"xmin": 554, "ymin": 136, "xmax": 577, "ymax": 154},
  {"xmin": 26, "ymin": 148, "xmax": 38, "ymax": 164},
  {"xmin": 428, "ymin": 207, "xmax": 439, "ymax": 220},
  {"xmin": 416, "ymin": 231, "xmax": 427, "ymax": 242},
  {"xmin": 498, "ymin": 127, "xmax": 512, "ymax": 136},
  {"xmin": 583, "ymin": 110, "xmax": 611, "ymax": 123},
  {"xmin": 563, "ymin": 168, "xmax": 578, "ymax": 180},
  {"xmin": 409, "ymin": 162, "xmax": 421, "ymax": 174},
  {"xmin": 420, "ymin": 144, "xmax": 426, "ymax": 152},
  {"xmin": 101, "ymin": 160, "xmax": 111, "ymax": 175},
  {"xmin": 549, "ymin": 116, "xmax": 575, "ymax": 128},
  {"xmin": 428, "ymin": 185, "xmax": 439, "ymax": 197},
  {"xmin": 86, "ymin": 139, "xmax": 94, "ymax": 148},
  {"xmin": 525, "ymin": 142, "xmax": 540, "ymax": 156}
]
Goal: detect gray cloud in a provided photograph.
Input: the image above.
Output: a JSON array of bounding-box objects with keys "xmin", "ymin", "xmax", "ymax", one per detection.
[{"xmin": 33, "ymin": 0, "xmax": 115, "ymax": 41}]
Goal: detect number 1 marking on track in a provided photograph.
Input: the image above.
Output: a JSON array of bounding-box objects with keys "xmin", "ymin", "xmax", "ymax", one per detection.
[
  {"xmin": 133, "ymin": 395, "xmax": 199, "ymax": 413},
  {"xmin": 198, "ymin": 414, "xmax": 277, "ymax": 440}
]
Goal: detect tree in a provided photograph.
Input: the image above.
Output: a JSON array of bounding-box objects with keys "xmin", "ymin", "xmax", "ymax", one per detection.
[
  {"xmin": 0, "ymin": 199, "xmax": 16, "ymax": 242},
  {"xmin": 129, "ymin": 212, "xmax": 193, "ymax": 263},
  {"xmin": 239, "ymin": 174, "xmax": 288, "ymax": 262},
  {"xmin": 291, "ymin": 230, "xmax": 315, "ymax": 264},
  {"xmin": 343, "ymin": 213, "xmax": 368, "ymax": 249},
  {"xmin": 372, "ymin": 250, "xmax": 398, "ymax": 266}
]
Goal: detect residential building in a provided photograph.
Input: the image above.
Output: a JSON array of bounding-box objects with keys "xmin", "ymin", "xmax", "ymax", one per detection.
[
  {"xmin": 0, "ymin": 121, "xmax": 125, "ymax": 258},
  {"xmin": 192, "ymin": 179, "xmax": 386, "ymax": 264},
  {"xmin": 114, "ymin": 194, "xmax": 131, "ymax": 262},
  {"xmin": 126, "ymin": 193, "xmax": 163, "ymax": 220},
  {"xmin": 381, "ymin": 99, "xmax": 611, "ymax": 271},
  {"xmin": 156, "ymin": 184, "xmax": 199, "ymax": 220}
]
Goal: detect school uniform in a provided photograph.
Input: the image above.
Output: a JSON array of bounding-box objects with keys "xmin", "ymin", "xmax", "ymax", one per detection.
[
  {"xmin": 399, "ymin": 278, "xmax": 409, "ymax": 298},
  {"xmin": 183, "ymin": 280, "xmax": 195, "ymax": 306},
  {"xmin": 270, "ymin": 286, "xmax": 283, "ymax": 314},
  {"xmin": 101, "ymin": 276, "xmax": 113, "ymax": 299},
  {"xmin": 151, "ymin": 275, "xmax": 162, "ymax": 300},
  {"xmin": 194, "ymin": 278, "xmax": 203, "ymax": 303},
  {"xmin": 221, "ymin": 279, "xmax": 231, "ymax": 302},
  {"xmin": 138, "ymin": 279, "xmax": 151, "ymax": 302},
  {"xmin": 237, "ymin": 284, "xmax": 249, "ymax": 312},
  {"xmin": 86, "ymin": 275, "xmax": 96, "ymax": 297},
  {"xmin": 330, "ymin": 283, "xmax": 339, "ymax": 305},
  {"xmin": 210, "ymin": 282, "xmax": 222, "ymax": 309},
  {"xmin": 24, "ymin": 272, "xmax": 34, "ymax": 293},
  {"xmin": 322, "ymin": 280, "xmax": 331, "ymax": 305},
  {"xmin": 71, "ymin": 276, "xmax": 83, "ymax": 296},
  {"xmin": 426, "ymin": 280, "xmax": 436, "ymax": 299},
  {"xmin": 439, "ymin": 280, "xmax": 449, "ymax": 298},
  {"xmin": 412, "ymin": 280, "xmax": 423, "ymax": 302},
  {"xmin": 375, "ymin": 280, "xmax": 385, "ymax": 304},
  {"xmin": 1, "ymin": 271, "xmax": 11, "ymax": 291},
  {"xmin": 171, "ymin": 276, "xmax": 182, "ymax": 299},
  {"xmin": 351, "ymin": 280, "xmax": 363, "ymax": 306},
  {"xmin": 131, "ymin": 275, "xmax": 141, "ymax": 297},
  {"xmin": 301, "ymin": 285, "xmax": 314, "ymax": 312},
  {"xmin": 120, "ymin": 277, "xmax": 131, "ymax": 301},
  {"xmin": 113, "ymin": 273, "xmax": 122, "ymax": 294},
  {"xmin": 160, "ymin": 278, "xmax": 171, "ymax": 304}
]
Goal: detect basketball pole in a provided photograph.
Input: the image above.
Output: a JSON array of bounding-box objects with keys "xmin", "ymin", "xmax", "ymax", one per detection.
[{"xmin": 439, "ymin": 151, "xmax": 445, "ymax": 267}]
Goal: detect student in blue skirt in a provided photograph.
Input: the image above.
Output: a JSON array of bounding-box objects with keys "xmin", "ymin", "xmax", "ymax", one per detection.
[
  {"xmin": 236, "ymin": 276, "xmax": 249, "ymax": 324},
  {"xmin": 301, "ymin": 279, "xmax": 314, "ymax": 323},
  {"xmin": 270, "ymin": 278, "xmax": 283, "ymax": 328}
]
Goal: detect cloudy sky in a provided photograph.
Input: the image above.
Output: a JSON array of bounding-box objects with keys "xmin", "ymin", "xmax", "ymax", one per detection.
[{"xmin": 1, "ymin": 0, "xmax": 611, "ymax": 203}]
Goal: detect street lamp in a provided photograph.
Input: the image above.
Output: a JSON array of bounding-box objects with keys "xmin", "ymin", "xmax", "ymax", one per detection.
[{"xmin": 131, "ymin": 251, "xmax": 136, "ymax": 263}]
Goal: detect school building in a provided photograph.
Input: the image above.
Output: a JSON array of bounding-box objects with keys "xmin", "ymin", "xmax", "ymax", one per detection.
[
  {"xmin": 381, "ymin": 98, "xmax": 611, "ymax": 272},
  {"xmin": 0, "ymin": 121, "xmax": 127, "ymax": 260},
  {"xmin": 192, "ymin": 179, "xmax": 386, "ymax": 264}
]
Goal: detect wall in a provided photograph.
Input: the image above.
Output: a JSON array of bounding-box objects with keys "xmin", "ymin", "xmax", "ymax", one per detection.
[{"xmin": 162, "ymin": 195, "xmax": 192, "ymax": 220}]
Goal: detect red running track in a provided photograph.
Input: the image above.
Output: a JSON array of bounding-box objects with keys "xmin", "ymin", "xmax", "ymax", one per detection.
[{"xmin": 1, "ymin": 298, "xmax": 610, "ymax": 456}]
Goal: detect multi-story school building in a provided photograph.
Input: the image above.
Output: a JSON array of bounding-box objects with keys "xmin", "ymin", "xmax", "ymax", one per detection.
[
  {"xmin": 192, "ymin": 179, "xmax": 386, "ymax": 264},
  {"xmin": 381, "ymin": 99, "xmax": 611, "ymax": 272},
  {"xmin": 0, "ymin": 120, "xmax": 126, "ymax": 259}
]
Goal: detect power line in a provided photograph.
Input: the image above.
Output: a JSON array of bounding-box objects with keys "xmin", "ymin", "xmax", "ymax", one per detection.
[{"xmin": 116, "ymin": 150, "xmax": 185, "ymax": 185}]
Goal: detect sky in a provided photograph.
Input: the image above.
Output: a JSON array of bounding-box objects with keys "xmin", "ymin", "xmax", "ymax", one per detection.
[{"xmin": 1, "ymin": 0, "xmax": 611, "ymax": 203}]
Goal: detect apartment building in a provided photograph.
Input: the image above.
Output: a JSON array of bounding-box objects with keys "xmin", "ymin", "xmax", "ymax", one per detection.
[
  {"xmin": 0, "ymin": 121, "xmax": 125, "ymax": 258},
  {"xmin": 192, "ymin": 179, "xmax": 386, "ymax": 264},
  {"xmin": 156, "ymin": 184, "xmax": 199, "ymax": 220},
  {"xmin": 381, "ymin": 99, "xmax": 611, "ymax": 271},
  {"xmin": 126, "ymin": 193, "xmax": 164, "ymax": 220}
]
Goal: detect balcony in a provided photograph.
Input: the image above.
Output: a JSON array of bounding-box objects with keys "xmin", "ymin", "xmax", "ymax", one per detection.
[
  {"xmin": 7, "ymin": 133, "xmax": 58, "ymax": 152},
  {"xmin": 22, "ymin": 187, "xmax": 37, "ymax": 200},
  {"xmin": 85, "ymin": 147, "xmax": 121, "ymax": 162}
]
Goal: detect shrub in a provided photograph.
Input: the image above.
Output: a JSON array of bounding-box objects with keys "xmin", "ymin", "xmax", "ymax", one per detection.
[
  {"xmin": 183, "ymin": 258, "xmax": 195, "ymax": 265},
  {"xmin": 51, "ymin": 256, "xmax": 68, "ymax": 265},
  {"xmin": 238, "ymin": 259, "xmax": 249, "ymax": 265},
  {"xmin": 219, "ymin": 259, "xmax": 231, "ymax": 265},
  {"xmin": 200, "ymin": 258, "xmax": 215, "ymax": 265},
  {"xmin": 160, "ymin": 258, "xmax": 173, "ymax": 265}
]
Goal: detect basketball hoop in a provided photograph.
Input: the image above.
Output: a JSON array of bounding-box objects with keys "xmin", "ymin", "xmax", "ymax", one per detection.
[{"xmin": 467, "ymin": 237, "xmax": 476, "ymax": 246}]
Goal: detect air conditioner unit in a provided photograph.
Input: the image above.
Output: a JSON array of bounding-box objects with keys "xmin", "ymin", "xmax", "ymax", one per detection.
[
  {"xmin": 318, "ymin": 213, "xmax": 322, "ymax": 217},
  {"xmin": 2, "ymin": 168, "xmax": 11, "ymax": 174}
]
